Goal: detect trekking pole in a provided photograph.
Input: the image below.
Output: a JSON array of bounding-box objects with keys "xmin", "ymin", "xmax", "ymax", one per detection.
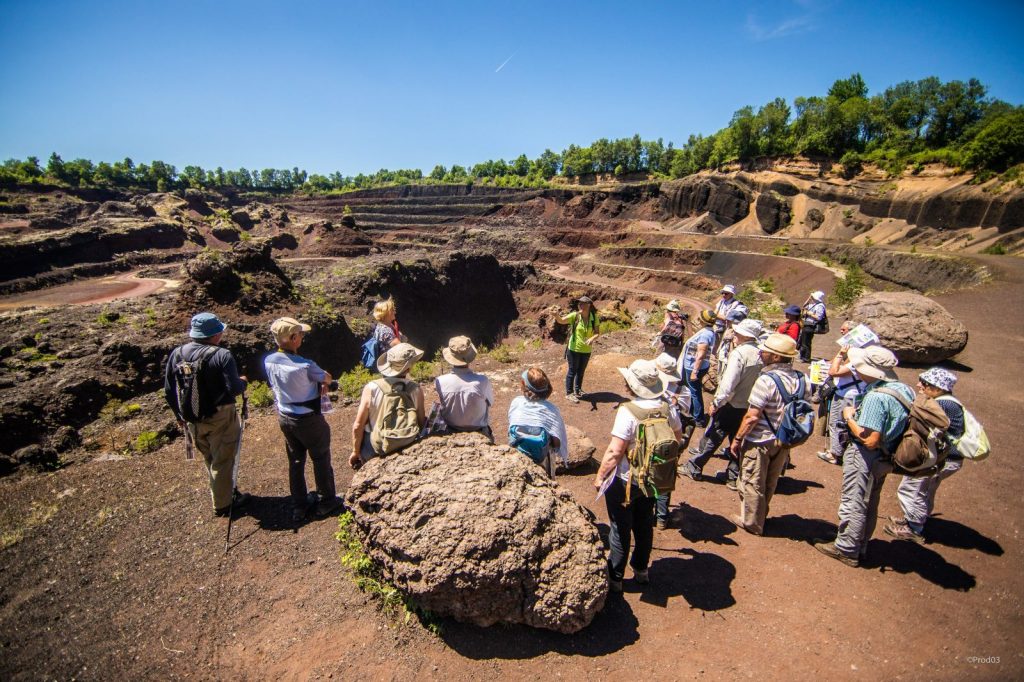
[{"xmin": 224, "ymin": 394, "xmax": 249, "ymax": 554}]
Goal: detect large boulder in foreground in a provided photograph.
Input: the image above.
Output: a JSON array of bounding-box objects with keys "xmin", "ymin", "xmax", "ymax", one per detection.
[
  {"xmin": 345, "ymin": 433, "xmax": 608, "ymax": 633},
  {"xmin": 849, "ymin": 292, "xmax": 968, "ymax": 363}
]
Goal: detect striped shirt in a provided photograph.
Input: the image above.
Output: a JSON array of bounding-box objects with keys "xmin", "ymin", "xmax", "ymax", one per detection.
[
  {"xmin": 745, "ymin": 364, "xmax": 810, "ymax": 442},
  {"xmin": 856, "ymin": 381, "xmax": 915, "ymax": 452}
]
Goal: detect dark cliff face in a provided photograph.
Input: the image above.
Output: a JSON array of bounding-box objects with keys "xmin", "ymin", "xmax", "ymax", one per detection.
[{"xmin": 660, "ymin": 177, "xmax": 752, "ymax": 227}]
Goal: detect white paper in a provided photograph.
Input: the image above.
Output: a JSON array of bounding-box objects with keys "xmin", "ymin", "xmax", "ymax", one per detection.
[{"xmin": 836, "ymin": 324, "xmax": 879, "ymax": 349}]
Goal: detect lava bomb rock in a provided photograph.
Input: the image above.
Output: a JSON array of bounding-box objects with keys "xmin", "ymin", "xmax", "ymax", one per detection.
[
  {"xmin": 345, "ymin": 433, "xmax": 608, "ymax": 633},
  {"xmin": 849, "ymin": 291, "xmax": 968, "ymax": 363},
  {"xmin": 557, "ymin": 425, "xmax": 596, "ymax": 472}
]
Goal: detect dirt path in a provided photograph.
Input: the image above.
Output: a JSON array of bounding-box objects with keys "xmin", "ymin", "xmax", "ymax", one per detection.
[
  {"xmin": 0, "ymin": 273, "xmax": 180, "ymax": 310},
  {"xmin": 1, "ymin": 260, "xmax": 1022, "ymax": 680}
]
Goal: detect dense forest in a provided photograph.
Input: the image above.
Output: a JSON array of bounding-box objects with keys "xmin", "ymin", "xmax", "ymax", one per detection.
[{"xmin": 2, "ymin": 74, "xmax": 1022, "ymax": 195}]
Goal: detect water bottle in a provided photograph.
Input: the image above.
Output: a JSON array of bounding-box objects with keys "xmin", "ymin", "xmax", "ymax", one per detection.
[{"xmin": 320, "ymin": 393, "xmax": 335, "ymax": 415}]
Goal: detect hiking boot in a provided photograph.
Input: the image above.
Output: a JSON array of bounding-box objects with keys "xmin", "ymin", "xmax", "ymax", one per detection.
[
  {"xmin": 609, "ymin": 578, "xmax": 623, "ymax": 593},
  {"xmin": 214, "ymin": 490, "xmax": 250, "ymax": 517},
  {"xmin": 656, "ymin": 518, "xmax": 667, "ymax": 530},
  {"xmin": 681, "ymin": 464, "xmax": 702, "ymax": 482},
  {"xmin": 817, "ymin": 450, "xmax": 841, "ymax": 465},
  {"xmin": 291, "ymin": 506, "xmax": 308, "ymax": 523},
  {"xmin": 687, "ymin": 447, "xmax": 703, "ymax": 457},
  {"xmin": 566, "ymin": 393, "xmax": 579, "ymax": 404},
  {"xmin": 884, "ymin": 520, "xmax": 925, "ymax": 544},
  {"xmin": 633, "ymin": 569, "xmax": 650, "ymax": 585},
  {"xmin": 731, "ymin": 514, "xmax": 762, "ymax": 536},
  {"xmin": 725, "ymin": 478, "xmax": 738, "ymax": 491},
  {"xmin": 813, "ymin": 541, "xmax": 860, "ymax": 567},
  {"xmin": 315, "ymin": 496, "xmax": 344, "ymax": 518}
]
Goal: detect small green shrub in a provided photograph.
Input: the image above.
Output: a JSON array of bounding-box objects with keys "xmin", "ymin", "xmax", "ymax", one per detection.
[
  {"xmin": 598, "ymin": 319, "xmax": 631, "ymax": 335},
  {"xmin": 337, "ymin": 365, "xmax": 374, "ymax": 399},
  {"xmin": 37, "ymin": 317, "xmax": 49, "ymax": 325},
  {"xmin": 829, "ymin": 262, "xmax": 866, "ymax": 308},
  {"xmin": 247, "ymin": 380, "xmax": 275, "ymax": 408},
  {"xmin": 771, "ymin": 245, "xmax": 790, "ymax": 256},
  {"xmin": 980, "ymin": 243, "xmax": 1007, "ymax": 255},
  {"xmin": 755, "ymin": 276, "xmax": 774, "ymax": 293},
  {"xmin": 99, "ymin": 399, "xmax": 141, "ymax": 422},
  {"xmin": 132, "ymin": 431, "xmax": 166, "ymax": 454},
  {"xmin": 409, "ymin": 360, "xmax": 438, "ymax": 382},
  {"xmin": 485, "ymin": 344, "xmax": 518, "ymax": 364},
  {"xmin": 842, "ymin": 208, "xmax": 854, "ymax": 219},
  {"xmin": 96, "ymin": 310, "xmax": 120, "ymax": 327},
  {"xmin": 821, "ymin": 255, "xmax": 834, "ymax": 267},
  {"xmin": 863, "ymin": 236, "xmax": 874, "ymax": 247}
]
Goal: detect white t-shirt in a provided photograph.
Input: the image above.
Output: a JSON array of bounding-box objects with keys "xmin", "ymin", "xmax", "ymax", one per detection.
[{"xmin": 610, "ymin": 398, "xmax": 682, "ymax": 481}]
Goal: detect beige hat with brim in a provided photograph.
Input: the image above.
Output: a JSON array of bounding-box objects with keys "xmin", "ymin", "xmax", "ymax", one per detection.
[
  {"xmin": 442, "ymin": 335, "xmax": 477, "ymax": 367},
  {"xmin": 377, "ymin": 342, "xmax": 424, "ymax": 377},
  {"xmin": 270, "ymin": 316, "xmax": 312, "ymax": 343},
  {"xmin": 847, "ymin": 345, "xmax": 899, "ymax": 382},
  {"xmin": 617, "ymin": 359, "xmax": 666, "ymax": 400},
  {"xmin": 757, "ymin": 332, "xmax": 799, "ymax": 358},
  {"xmin": 654, "ymin": 352, "xmax": 681, "ymax": 383}
]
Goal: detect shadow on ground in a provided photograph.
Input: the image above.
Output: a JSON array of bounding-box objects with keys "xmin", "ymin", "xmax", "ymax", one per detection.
[{"xmin": 925, "ymin": 516, "xmax": 1003, "ymax": 555}]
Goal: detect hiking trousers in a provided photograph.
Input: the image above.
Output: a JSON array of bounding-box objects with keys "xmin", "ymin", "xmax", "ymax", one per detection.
[
  {"xmin": 798, "ymin": 328, "xmax": 815, "ymax": 362},
  {"xmin": 737, "ymin": 439, "xmax": 787, "ymax": 535},
  {"xmin": 682, "ymin": 366, "xmax": 710, "ymax": 426},
  {"xmin": 279, "ymin": 412, "xmax": 337, "ymax": 508},
  {"xmin": 896, "ymin": 457, "xmax": 963, "ymax": 533},
  {"xmin": 834, "ymin": 441, "xmax": 893, "ymax": 557},
  {"xmin": 827, "ymin": 395, "xmax": 851, "ymax": 459},
  {"xmin": 605, "ymin": 478, "xmax": 656, "ymax": 582},
  {"xmin": 689, "ymin": 404, "xmax": 744, "ymax": 478},
  {"xmin": 190, "ymin": 403, "xmax": 241, "ymax": 511},
  {"xmin": 564, "ymin": 349, "xmax": 591, "ymax": 396}
]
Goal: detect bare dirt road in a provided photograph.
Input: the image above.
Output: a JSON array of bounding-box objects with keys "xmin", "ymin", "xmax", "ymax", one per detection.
[{"xmin": 0, "ymin": 272, "xmax": 179, "ymax": 310}]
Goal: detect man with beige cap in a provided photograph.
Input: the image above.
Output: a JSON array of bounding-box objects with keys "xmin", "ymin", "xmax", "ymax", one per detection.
[
  {"xmin": 265, "ymin": 316, "xmax": 342, "ymax": 522},
  {"xmin": 350, "ymin": 342, "xmax": 426, "ymax": 468},
  {"xmin": 434, "ymin": 336, "xmax": 495, "ymax": 440},
  {"xmin": 814, "ymin": 345, "xmax": 913, "ymax": 567},
  {"xmin": 729, "ymin": 333, "xmax": 809, "ymax": 535},
  {"xmin": 798, "ymin": 290, "xmax": 827, "ymax": 363}
]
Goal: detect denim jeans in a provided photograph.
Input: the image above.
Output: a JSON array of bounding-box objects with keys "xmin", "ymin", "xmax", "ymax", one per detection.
[
  {"xmin": 605, "ymin": 477, "xmax": 656, "ymax": 581},
  {"xmin": 682, "ymin": 365, "xmax": 710, "ymax": 425},
  {"xmin": 565, "ymin": 349, "xmax": 591, "ymax": 395}
]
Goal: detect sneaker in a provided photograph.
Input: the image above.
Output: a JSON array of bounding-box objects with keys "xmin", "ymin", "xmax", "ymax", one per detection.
[
  {"xmin": 817, "ymin": 450, "xmax": 840, "ymax": 465},
  {"xmin": 687, "ymin": 447, "xmax": 703, "ymax": 457},
  {"xmin": 633, "ymin": 569, "xmax": 650, "ymax": 585},
  {"xmin": 726, "ymin": 478, "xmax": 738, "ymax": 491},
  {"xmin": 574, "ymin": 390, "xmax": 586, "ymax": 399},
  {"xmin": 566, "ymin": 393, "xmax": 579, "ymax": 404},
  {"xmin": 813, "ymin": 540, "xmax": 860, "ymax": 567},
  {"xmin": 609, "ymin": 578, "xmax": 623, "ymax": 593},
  {"xmin": 214, "ymin": 490, "xmax": 251, "ymax": 517},
  {"xmin": 656, "ymin": 519, "xmax": 667, "ymax": 530},
  {"xmin": 315, "ymin": 496, "xmax": 345, "ymax": 518},
  {"xmin": 884, "ymin": 521, "xmax": 924, "ymax": 544},
  {"xmin": 681, "ymin": 465, "xmax": 702, "ymax": 482}
]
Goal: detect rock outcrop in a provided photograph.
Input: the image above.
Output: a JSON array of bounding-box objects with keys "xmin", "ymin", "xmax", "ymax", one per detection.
[
  {"xmin": 345, "ymin": 433, "xmax": 608, "ymax": 633},
  {"xmin": 849, "ymin": 292, "xmax": 968, "ymax": 363},
  {"xmin": 178, "ymin": 239, "xmax": 293, "ymax": 313},
  {"xmin": 558, "ymin": 425, "xmax": 596, "ymax": 472}
]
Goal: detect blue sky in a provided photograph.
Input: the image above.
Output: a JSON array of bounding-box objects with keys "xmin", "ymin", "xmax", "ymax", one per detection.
[{"xmin": 1, "ymin": 0, "xmax": 1022, "ymax": 176}]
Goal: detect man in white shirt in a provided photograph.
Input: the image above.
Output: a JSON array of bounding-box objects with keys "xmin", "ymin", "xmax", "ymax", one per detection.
[{"xmin": 435, "ymin": 336, "xmax": 495, "ymax": 441}]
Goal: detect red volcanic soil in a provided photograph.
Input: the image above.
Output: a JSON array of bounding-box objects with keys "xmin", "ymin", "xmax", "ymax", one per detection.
[
  {"xmin": 0, "ymin": 272, "xmax": 177, "ymax": 310},
  {"xmin": 0, "ymin": 257, "xmax": 1022, "ymax": 680}
]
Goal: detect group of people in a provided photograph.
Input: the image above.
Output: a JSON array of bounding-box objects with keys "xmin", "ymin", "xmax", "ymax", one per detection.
[{"xmin": 165, "ymin": 283, "xmax": 976, "ymax": 592}]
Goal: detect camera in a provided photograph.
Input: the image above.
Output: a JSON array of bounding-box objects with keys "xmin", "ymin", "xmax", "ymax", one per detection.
[{"xmin": 328, "ymin": 380, "xmax": 339, "ymax": 391}]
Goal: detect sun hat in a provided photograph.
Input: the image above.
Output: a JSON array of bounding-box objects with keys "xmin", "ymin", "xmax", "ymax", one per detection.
[
  {"xmin": 847, "ymin": 345, "xmax": 899, "ymax": 382},
  {"xmin": 654, "ymin": 352, "xmax": 681, "ymax": 383},
  {"xmin": 442, "ymin": 335, "xmax": 477, "ymax": 367},
  {"xmin": 699, "ymin": 309, "xmax": 716, "ymax": 325},
  {"xmin": 783, "ymin": 304, "xmax": 801, "ymax": 316},
  {"xmin": 666, "ymin": 300, "xmax": 682, "ymax": 313},
  {"xmin": 757, "ymin": 332, "xmax": 799, "ymax": 359},
  {"xmin": 189, "ymin": 312, "xmax": 226, "ymax": 339},
  {"xmin": 727, "ymin": 307, "xmax": 748, "ymax": 323},
  {"xmin": 721, "ymin": 284, "xmax": 736, "ymax": 295},
  {"xmin": 377, "ymin": 342, "xmax": 425, "ymax": 377},
  {"xmin": 270, "ymin": 316, "xmax": 311, "ymax": 343},
  {"xmin": 732, "ymin": 319, "xmax": 763, "ymax": 339},
  {"xmin": 810, "ymin": 290, "xmax": 825, "ymax": 302},
  {"xmin": 617, "ymin": 359, "xmax": 666, "ymax": 400},
  {"xmin": 576, "ymin": 295, "xmax": 593, "ymax": 304},
  {"xmin": 919, "ymin": 367, "xmax": 957, "ymax": 393}
]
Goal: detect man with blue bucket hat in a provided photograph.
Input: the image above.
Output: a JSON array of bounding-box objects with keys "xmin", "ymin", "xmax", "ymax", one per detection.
[{"xmin": 164, "ymin": 312, "xmax": 250, "ymax": 516}]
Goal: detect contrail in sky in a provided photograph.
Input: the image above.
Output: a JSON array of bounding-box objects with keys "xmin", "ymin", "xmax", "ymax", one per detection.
[{"xmin": 495, "ymin": 51, "xmax": 517, "ymax": 73}]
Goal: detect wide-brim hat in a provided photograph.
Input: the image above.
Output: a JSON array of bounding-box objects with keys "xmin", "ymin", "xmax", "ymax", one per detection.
[
  {"xmin": 189, "ymin": 312, "xmax": 226, "ymax": 339},
  {"xmin": 270, "ymin": 316, "xmax": 311, "ymax": 342},
  {"xmin": 377, "ymin": 342, "xmax": 424, "ymax": 377},
  {"xmin": 783, "ymin": 304, "xmax": 801, "ymax": 316},
  {"xmin": 699, "ymin": 309, "xmax": 717, "ymax": 325},
  {"xmin": 576, "ymin": 295, "xmax": 593, "ymax": 304},
  {"xmin": 441, "ymin": 335, "xmax": 477, "ymax": 367},
  {"xmin": 617, "ymin": 359, "xmax": 665, "ymax": 400},
  {"xmin": 654, "ymin": 352, "xmax": 681, "ymax": 383},
  {"xmin": 848, "ymin": 345, "xmax": 899, "ymax": 382},
  {"xmin": 732, "ymin": 319, "xmax": 763, "ymax": 339},
  {"xmin": 811, "ymin": 290, "xmax": 826, "ymax": 302},
  {"xmin": 721, "ymin": 284, "xmax": 736, "ymax": 294},
  {"xmin": 757, "ymin": 332, "xmax": 799, "ymax": 358},
  {"xmin": 666, "ymin": 300, "xmax": 682, "ymax": 313}
]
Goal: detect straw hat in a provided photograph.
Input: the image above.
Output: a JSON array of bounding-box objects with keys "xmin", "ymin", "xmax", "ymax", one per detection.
[
  {"xmin": 698, "ymin": 309, "xmax": 716, "ymax": 325},
  {"xmin": 441, "ymin": 335, "xmax": 477, "ymax": 367},
  {"xmin": 757, "ymin": 332, "xmax": 798, "ymax": 359},
  {"xmin": 377, "ymin": 342, "xmax": 424, "ymax": 377},
  {"xmin": 847, "ymin": 345, "xmax": 899, "ymax": 382},
  {"xmin": 617, "ymin": 359, "xmax": 666, "ymax": 400}
]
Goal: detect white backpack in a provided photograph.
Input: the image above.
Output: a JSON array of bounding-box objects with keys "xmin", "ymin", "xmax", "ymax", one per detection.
[{"xmin": 938, "ymin": 396, "xmax": 990, "ymax": 461}]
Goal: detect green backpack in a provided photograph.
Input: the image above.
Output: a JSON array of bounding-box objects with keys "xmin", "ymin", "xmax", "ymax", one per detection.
[
  {"xmin": 370, "ymin": 378, "xmax": 420, "ymax": 456},
  {"xmin": 623, "ymin": 403, "xmax": 680, "ymax": 502}
]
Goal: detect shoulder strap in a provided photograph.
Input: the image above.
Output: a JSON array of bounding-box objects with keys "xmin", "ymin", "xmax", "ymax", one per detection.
[
  {"xmin": 935, "ymin": 395, "xmax": 960, "ymax": 406},
  {"xmin": 874, "ymin": 386, "xmax": 912, "ymax": 411},
  {"xmin": 766, "ymin": 371, "xmax": 798, "ymax": 404},
  {"xmin": 623, "ymin": 402, "xmax": 658, "ymax": 421},
  {"xmin": 374, "ymin": 377, "xmax": 391, "ymax": 393}
]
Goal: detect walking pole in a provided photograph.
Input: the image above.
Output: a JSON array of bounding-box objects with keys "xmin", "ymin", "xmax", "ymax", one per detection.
[{"xmin": 224, "ymin": 394, "xmax": 249, "ymax": 554}]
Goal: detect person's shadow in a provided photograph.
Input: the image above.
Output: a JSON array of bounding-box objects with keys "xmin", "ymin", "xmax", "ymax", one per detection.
[
  {"xmin": 924, "ymin": 516, "xmax": 1003, "ymax": 555},
  {"xmin": 639, "ymin": 548, "xmax": 736, "ymax": 611},
  {"xmin": 676, "ymin": 502, "xmax": 738, "ymax": 546},
  {"xmin": 864, "ymin": 540, "xmax": 977, "ymax": 591},
  {"xmin": 582, "ymin": 391, "xmax": 627, "ymax": 411},
  {"xmin": 773, "ymin": 477, "xmax": 825, "ymax": 495}
]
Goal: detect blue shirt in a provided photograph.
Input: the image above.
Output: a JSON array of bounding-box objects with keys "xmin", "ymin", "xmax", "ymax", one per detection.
[
  {"xmin": 264, "ymin": 351, "xmax": 328, "ymax": 416},
  {"xmin": 856, "ymin": 380, "xmax": 915, "ymax": 452},
  {"xmin": 682, "ymin": 327, "xmax": 716, "ymax": 371}
]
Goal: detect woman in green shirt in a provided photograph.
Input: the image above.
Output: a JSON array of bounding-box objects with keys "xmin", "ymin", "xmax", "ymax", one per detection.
[{"xmin": 559, "ymin": 295, "xmax": 600, "ymax": 403}]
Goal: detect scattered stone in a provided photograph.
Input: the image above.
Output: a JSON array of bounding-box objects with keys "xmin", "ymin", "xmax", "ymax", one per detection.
[
  {"xmin": 48, "ymin": 426, "xmax": 81, "ymax": 453},
  {"xmin": 557, "ymin": 425, "xmax": 596, "ymax": 472},
  {"xmin": 849, "ymin": 292, "xmax": 968, "ymax": 363},
  {"xmin": 345, "ymin": 433, "xmax": 608, "ymax": 633},
  {"xmin": 806, "ymin": 207, "xmax": 825, "ymax": 230}
]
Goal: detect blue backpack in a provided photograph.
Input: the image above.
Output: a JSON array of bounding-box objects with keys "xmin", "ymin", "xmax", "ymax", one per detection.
[
  {"xmin": 766, "ymin": 372, "xmax": 815, "ymax": 446},
  {"xmin": 360, "ymin": 336, "xmax": 381, "ymax": 371},
  {"xmin": 509, "ymin": 424, "xmax": 551, "ymax": 464}
]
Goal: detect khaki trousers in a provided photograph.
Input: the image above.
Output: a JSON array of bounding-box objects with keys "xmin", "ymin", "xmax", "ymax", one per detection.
[
  {"xmin": 189, "ymin": 404, "xmax": 241, "ymax": 510},
  {"xmin": 738, "ymin": 439, "xmax": 788, "ymax": 535}
]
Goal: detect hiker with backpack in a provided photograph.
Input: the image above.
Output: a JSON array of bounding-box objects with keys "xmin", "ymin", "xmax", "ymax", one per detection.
[
  {"xmin": 350, "ymin": 343, "xmax": 426, "ymax": 468},
  {"xmin": 594, "ymin": 359, "xmax": 683, "ymax": 591},
  {"xmin": 263, "ymin": 316, "xmax": 343, "ymax": 523},
  {"xmin": 655, "ymin": 300, "xmax": 688, "ymax": 359},
  {"xmin": 884, "ymin": 368, "xmax": 985, "ymax": 544},
  {"xmin": 678, "ymin": 309, "xmax": 717, "ymax": 427},
  {"xmin": 507, "ymin": 367, "xmax": 568, "ymax": 477},
  {"xmin": 434, "ymin": 336, "xmax": 495, "ymax": 441},
  {"xmin": 163, "ymin": 313, "xmax": 249, "ymax": 516},
  {"xmin": 361, "ymin": 298, "xmax": 405, "ymax": 372},
  {"xmin": 816, "ymin": 320, "xmax": 869, "ymax": 466},
  {"xmin": 558, "ymin": 295, "xmax": 600, "ymax": 403},
  {"xmin": 684, "ymin": 319, "xmax": 765, "ymax": 489},
  {"xmin": 798, "ymin": 291, "xmax": 827, "ymax": 363},
  {"xmin": 652, "ymin": 352, "xmax": 694, "ymax": 529},
  {"xmin": 777, "ymin": 305, "xmax": 802, "ymax": 342},
  {"xmin": 814, "ymin": 345, "xmax": 915, "ymax": 567},
  {"xmin": 728, "ymin": 333, "xmax": 812, "ymax": 535}
]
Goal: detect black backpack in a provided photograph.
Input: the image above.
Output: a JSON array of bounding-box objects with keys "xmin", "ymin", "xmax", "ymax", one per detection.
[{"xmin": 172, "ymin": 345, "xmax": 219, "ymax": 423}]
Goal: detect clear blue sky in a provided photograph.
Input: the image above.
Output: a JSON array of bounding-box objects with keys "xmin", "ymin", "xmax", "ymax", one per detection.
[{"xmin": 1, "ymin": 0, "xmax": 1022, "ymax": 176}]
